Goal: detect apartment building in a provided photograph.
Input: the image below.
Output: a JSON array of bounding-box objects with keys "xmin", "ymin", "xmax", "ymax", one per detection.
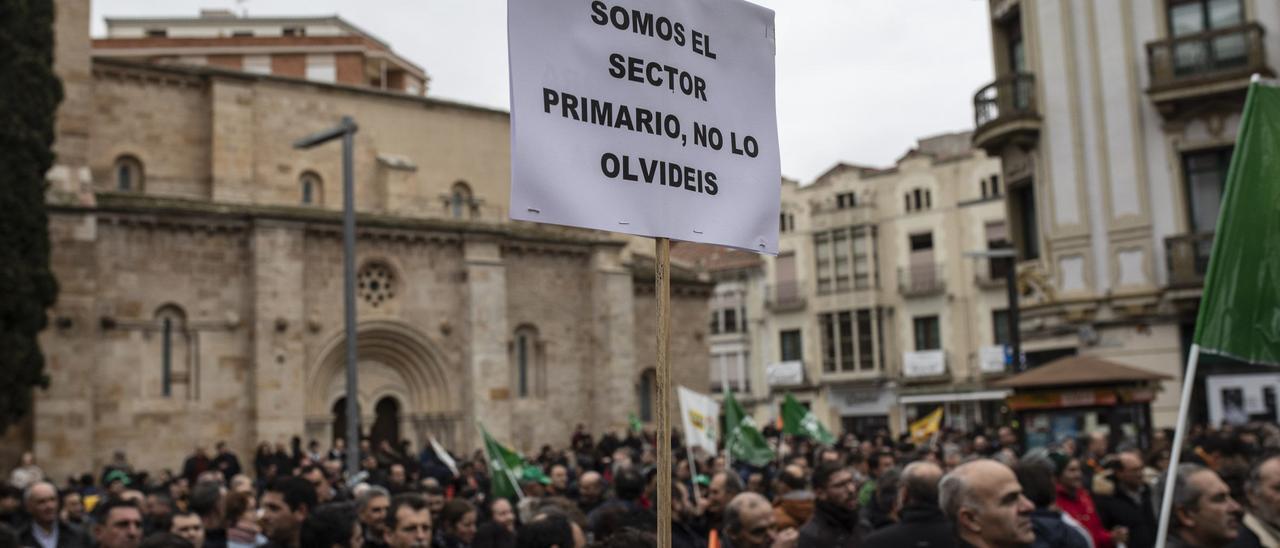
[
  {"xmin": 695, "ymin": 134, "xmax": 1010, "ymax": 438},
  {"xmin": 973, "ymin": 0, "xmax": 1279, "ymax": 429},
  {"xmin": 94, "ymin": 9, "xmax": 429, "ymax": 95}
]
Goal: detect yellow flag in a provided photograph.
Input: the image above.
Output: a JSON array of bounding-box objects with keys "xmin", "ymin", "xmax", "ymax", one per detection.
[{"xmin": 910, "ymin": 407, "xmax": 944, "ymax": 444}]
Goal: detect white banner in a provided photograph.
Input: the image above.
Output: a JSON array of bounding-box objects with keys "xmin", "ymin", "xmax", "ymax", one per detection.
[
  {"xmin": 429, "ymin": 436, "xmax": 459, "ymax": 477},
  {"xmin": 678, "ymin": 386, "xmax": 720, "ymax": 454},
  {"xmin": 979, "ymin": 345, "xmax": 1007, "ymax": 374},
  {"xmin": 903, "ymin": 350, "xmax": 946, "ymax": 377},
  {"xmin": 508, "ymin": 0, "xmax": 781, "ymax": 253},
  {"xmin": 766, "ymin": 360, "xmax": 804, "ymax": 386}
]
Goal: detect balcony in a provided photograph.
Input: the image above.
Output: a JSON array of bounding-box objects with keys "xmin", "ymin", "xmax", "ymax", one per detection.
[
  {"xmin": 899, "ymin": 264, "xmax": 946, "ymax": 297},
  {"xmin": 766, "ymin": 281, "xmax": 807, "ymax": 312},
  {"xmin": 972, "ymin": 73, "xmax": 1040, "ymax": 154},
  {"xmin": 1146, "ymin": 23, "xmax": 1273, "ymax": 119},
  {"xmin": 1166, "ymin": 232, "xmax": 1214, "ymax": 289},
  {"xmin": 810, "ymin": 203, "xmax": 874, "ymax": 231},
  {"xmin": 974, "ymin": 257, "xmax": 1013, "ymax": 289}
]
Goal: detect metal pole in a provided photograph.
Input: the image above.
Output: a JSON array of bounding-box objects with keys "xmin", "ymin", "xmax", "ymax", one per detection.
[
  {"xmin": 1004, "ymin": 256, "xmax": 1023, "ymax": 372},
  {"xmin": 342, "ymin": 116, "xmax": 361, "ymax": 477},
  {"xmin": 1154, "ymin": 344, "xmax": 1201, "ymax": 547}
]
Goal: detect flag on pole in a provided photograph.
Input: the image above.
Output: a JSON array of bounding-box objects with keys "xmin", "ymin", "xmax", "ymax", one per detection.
[
  {"xmin": 479, "ymin": 423, "xmax": 525, "ymax": 501},
  {"xmin": 781, "ymin": 393, "xmax": 836, "ymax": 445},
  {"xmin": 628, "ymin": 413, "xmax": 644, "ymax": 434},
  {"xmin": 678, "ymin": 386, "xmax": 720, "ymax": 455},
  {"xmin": 429, "ymin": 436, "xmax": 459, "ymax": 477},
  {"xmin": 1192, "ymin": 80, "xmax": 1280, "ymax": 366},
  {"xmin": 910, "ymin": 406, "xmax": 944, "ymax": 445},
  {"xmin": 723, "ymin": 391, "xmax": 775, "ymax": 467}
]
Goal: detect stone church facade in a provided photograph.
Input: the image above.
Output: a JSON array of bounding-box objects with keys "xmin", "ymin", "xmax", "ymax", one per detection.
[{"xmin": 29, "ymin": 0, "xmax": 711, "ymax": 479}]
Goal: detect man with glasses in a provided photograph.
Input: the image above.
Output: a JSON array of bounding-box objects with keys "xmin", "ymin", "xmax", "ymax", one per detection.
[
  {"xmin": 798, "ymin": 462, "xmax": 864, "ymax": 547},
  {"xmin": 720, "ymin": 492, "xmax": 797, "ymax": 548}
]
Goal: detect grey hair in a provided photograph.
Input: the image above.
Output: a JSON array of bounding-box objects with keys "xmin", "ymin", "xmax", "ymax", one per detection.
[
  {"xmin": 938, "ymin": 468, "xmax": 974, "ymax": 522},
  {"xmin": 901, "ymin": 461, "xmax": 942, "ymax": 506},
  {"xmin": 1159, "ymin": 463, "xmax": 1211, "ymax": 527},
  {"xmin": 1246, "ymin": 454, "xmax": 1280, "ymax": 496},
  {"xmin": 355, "ymin": 485, "xmax": 390, "ymax": 511},
  {"xmin": 22, "ymin": 481, "xmax": 57, "ymax": 506}
]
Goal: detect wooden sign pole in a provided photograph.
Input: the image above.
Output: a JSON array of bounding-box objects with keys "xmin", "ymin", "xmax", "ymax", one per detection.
[{"xmin": 655, "ymin": 237, "xmax": 673, "ymax": 548}]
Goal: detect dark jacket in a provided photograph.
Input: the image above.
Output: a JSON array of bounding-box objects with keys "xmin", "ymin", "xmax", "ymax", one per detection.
[
  {"xmin": 1095, "ymin": 485, "xmax": 1157, "ymax": 548},
  {"xmin": 671, "ymin": 520, "xmax": 707, "ymax": 548},
  {"xmin": 1029, "ymin": 509, "xmax": 1091, "ymax": 548},
  {"xmin": 17, "ymin": 521, "xmax": 92, "ymax": 548},
  {"xmin": 862, "ymin": 503, "xmax": 956, "ymax": 548},
  {"xmin": 798, "ymin": 501, "xmax": 865, "ymax": 548}
]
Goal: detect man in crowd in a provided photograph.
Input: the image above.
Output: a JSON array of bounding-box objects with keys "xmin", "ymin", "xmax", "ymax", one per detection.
[
  {"xmin": 142, "ymin": 491, "xmax": 173, "ymax": 536},
  {"xmin": 548, "ymin": 464, "xmax": 571, "ymax": 498},
  {"xmin": 386, "ymin": 464, "xmax": 411, "ymax": 496},
  {"xmin": 576, "ymin": 471, "xmax": 605, "ymax": 516},
  {"xmin": 1095, "ymin": 451, "xmax": 1156, "ymax": 548},
  {"xmin": 587, "ymin": 466, "xmax": 652, "ymax": 539},
  {"xmin": 19, "ymin": 481, "xmax": 91, "ymax": 548},
  {"xmin": 704, "ymin": 471, "xmax": 743, "ymax": 533},
  {"xmin": 1165, "ymin": 463, "xmax": 1241, "ymax": 548},
  {"xmin": 300, "ymin": 464, "xmax": 335, "ymax": 505},
  {"xmin": 189, "ymin": 479, "xmax": 225, "ymax": 547},
  {"xmin": 858, "ymin": 451, "xmax": 895, "ymax": 507},
  {"xmin": 357, "ymin": 485, "xmax": 391, "ymax": 548},
  {"xmin": 863, "ymin": 461, "xmax": 954, "ymax": 548},
  {"xmin": 260, "ymin": 476, "xmax": 316, "ymax": 548},
  {"xmin": 771, "ymin": 465, "xmax": 813, "ymax": 531},
  {"xmin": 170, "ymin": 510, "xmax": 206, "ymax": 547},
  {"xmin": 383, "ymin": 494, "xmax": 432, "ymax": 548},
  {"xmin": 798, "ymin": 461, "xmax": 863, "ymax": 547},
  {"xmin": 212, "ymin": 442, "xmax": 242, "ymax": 482},
  {"xmin": 671, "ymin": 482, "xmax": 705, "ymax": 548},
  {"xmin": 720, "ymin": 492, "xmax": 797, "ymax": 548},
  {"xmin": 93, "ymin": 499, "xmax": 144, "ymax": 548},
  {"xmin": 940, "ymin": 459, "xmax": 1035, "ymax": 548},
  {"xmin": 60, "ymin": 490, "xmax": 86, "ymax": 528},
  {"xmin": 1239, "ymin": 454, "xmax": 1280, "ymax": 546},
  {"xmin": 182, "ymin": 447, "xmax": 212, "ymax": 487},
  {"xmin": 1012, "ymin": 456, "xmax": 1090, "ymax": 548}
]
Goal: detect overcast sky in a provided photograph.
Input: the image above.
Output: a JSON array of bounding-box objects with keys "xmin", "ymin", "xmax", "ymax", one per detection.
[{"xmin": 90, "ymin": 0, "xmax": 995, "ymax": 182}]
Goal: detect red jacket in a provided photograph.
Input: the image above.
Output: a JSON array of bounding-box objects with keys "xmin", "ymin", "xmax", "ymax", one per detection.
[{"xmin": 1056, "ymin": 483, "xmax": 1114, "ymax": 548}]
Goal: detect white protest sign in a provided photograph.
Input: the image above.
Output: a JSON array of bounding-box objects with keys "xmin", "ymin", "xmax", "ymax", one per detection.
[
  {"xmin": 508, "ymin": 0, "xmax": 780, "ymax": 254},
  {"xmin": 678, "ymin": 386, "xmax": 720, "ymax": 455}
]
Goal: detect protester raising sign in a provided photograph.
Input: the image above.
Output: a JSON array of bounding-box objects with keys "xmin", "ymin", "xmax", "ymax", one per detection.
[
  {"xmin": 678, "ymin": 386, "xmax": 720, "ymax": 455},
  {"xmin": 508, "ymin": 0, "xmax": 780, "ymax": 254}
]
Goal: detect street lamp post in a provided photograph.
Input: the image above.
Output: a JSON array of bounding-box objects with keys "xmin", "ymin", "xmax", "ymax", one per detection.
[
  {"xmin": 295, "ymin": 116, "xmax": 360, "ymax": 475},
  {"xmin": 965, "ymin": 249, "xmax": 1023, "ymax": 372}
]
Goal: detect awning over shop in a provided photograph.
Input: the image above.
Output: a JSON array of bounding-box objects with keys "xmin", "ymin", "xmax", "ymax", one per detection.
[
  {"xmin": 993, "ymin": 356, "xmax": 1170, "ymax": 389},
  {"xmin": 899, "ymin": 389, "xmax": 1011, "ymax": 405}
]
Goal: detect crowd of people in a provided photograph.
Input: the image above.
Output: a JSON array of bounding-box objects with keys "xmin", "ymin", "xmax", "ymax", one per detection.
[{"xmin": 3, "ymin": 420, "xmax": 1280, "ymax": 548}]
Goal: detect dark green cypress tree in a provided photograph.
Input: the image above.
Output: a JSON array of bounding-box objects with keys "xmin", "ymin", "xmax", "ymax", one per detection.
[{"xmin": 0, "ymin": 0, "xmax": 63, "ymax": 430}]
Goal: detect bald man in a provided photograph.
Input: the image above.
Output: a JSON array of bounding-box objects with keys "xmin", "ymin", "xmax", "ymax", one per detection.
[
  {"xmin": 722, "ymin": 492, "xmax": 798, "ymax": 548},
  {"xmin": 939, "ymin": 459, "xmax": 1035, "ymax": 548},
  {"xmin": 863, "ymin": 461, "xmax": 954, "ymax": 548}
]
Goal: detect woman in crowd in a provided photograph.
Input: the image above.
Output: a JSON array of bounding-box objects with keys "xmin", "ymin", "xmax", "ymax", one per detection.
[
  {"xmin": 1051, "ymin": 453, "xmax": 1126, "ymax": 548},
  {"xmin": 436, "ymin": 499, "xmax": 479, "ymax": 548}
]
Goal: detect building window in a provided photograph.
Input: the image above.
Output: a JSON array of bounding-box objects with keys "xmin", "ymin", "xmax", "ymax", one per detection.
[
  {"xmin": 909, "ymin": 232, "xmax": 933, "ymax": 252},
  {"xmin": 815, "ymin": 226, "xmax": 877, "ymax": 294},
  {"xmin": 993, "ymin": 309, "xmax": 1011, "ymax": 346},
  {"xmin": 780, "ymin": 330, "xmax": 802, "ymax": 362},
  {"xmin": 146, "ymin": 29, "xmax": 167, "ymax": 38},
  {"xmin": 638, "ymin": 369, "xmax": 655, "ymax": 422},
  {"xmin": 1182, "ymin": 147, "xmax": 1233, "ymax": 234},
  {"xmin": 710, "ymin": 305, "xmax": 746, "ymax": 335},
  {"xmin": 982, "ymin": 175, "xmax": 1002, "ymax": 199},
  {"xmin": 819, "ymin": 309, "xmax": 877, "ymax": 373},
  {"xmin": 114, "ymin": 155, "xmax": 144, "ymax": 192},
  {"xmin": 450, "ymin": 182, "xmax": 475, "ymax": 219},
  {"xmin": 300, "ymin": 172, "xmax": 322, "ymax": 206},
  {"xmin": 836, "ymin": 192, "xmax": 857, "ymax": 209},
  {"xmin": 154, "ymin": 304, "xmax": 188, "ymax": 398},
  {"xmin": 230, "ymin": 30, "xmax": 253, "ymax": 37},
  {"xmin": 1169, "ymin": 0, "xmax": 1245, "ymax": 75},
  {"xmin": 1009, "ymin": 180, "xmax": 1040, "ymax": 260},
  {"xmin": 357, "ymin": 261, "xmax": 397, "ymax": 307},
  {"xmin": 512, "ymin": 325, "xmax": 543, "ymax": 399},
  {"xmin": 282, "ymin": 26, "xmax": 306, "ymax": 37},
  {"xmin": 305, "ymin": 53, "xmax": 337, "ymax": 83},
  {"xmin": 905, "ymin": 188, "xmax": 932, "ymax": 212},
  {"xmin": 779, "ymin": 212, "xmax": 795, "ymax": 233},
  {"xmin": 914, "ymin": 315, "xmax": 942, "ymax": 351},
  {"xmin": 244, "ymin": 55, "xmax": 271, "ymax": 75}
]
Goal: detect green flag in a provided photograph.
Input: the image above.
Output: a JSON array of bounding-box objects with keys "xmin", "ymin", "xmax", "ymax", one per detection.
[
  {"xmin": 782, "ymin": 393, "xmax": 836, "ymax": 445},
  {"xmin": 1192, "ymin": 80, "xmax": 1280, "ymax": 365},
  {"xmin": 628, "ymin": 413, "xmax": 644, "ymax": 433},
  {"xmin": 479, "ymin": 423, "xmax": 524, "ymax": 500},
  {"xmin": 723, "ymin": 391, "xmax": 774, "ymax": 467}
]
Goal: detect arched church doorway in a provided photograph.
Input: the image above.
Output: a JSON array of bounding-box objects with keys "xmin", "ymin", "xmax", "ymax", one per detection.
[
  {"xmin": 331, "ymin": 397, "xmax": 363, "ymax": 445},
  {"xmin": 372, "ymin": 397, "xmax": 401, "ymax": 449}
]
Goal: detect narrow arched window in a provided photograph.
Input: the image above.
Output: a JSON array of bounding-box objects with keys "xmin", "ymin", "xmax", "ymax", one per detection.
[
  {"xmin": 115, "ymin": 155, "xmax": 144, "ymax": 192},
  {"xmin": 154, "ymin": 304, "xmax": 188, "ymax": 398},
  {"xmin": 512, "ymin": 324, "xmax": 542, "ymax": 399},
  {"xmin": 638, "ymin": 369, "xmax": 656, "ymax": 422},
  {"xmin": 301, "ymin": 172, "xmax": 323, "ymax": 206},
  {"xmin": 450, "ymin": 182, "xmax": 473, "ymax": 219}
]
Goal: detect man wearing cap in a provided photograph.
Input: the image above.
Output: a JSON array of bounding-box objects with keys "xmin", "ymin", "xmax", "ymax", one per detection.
[
  {"xmin": 516, "ymin": 466, "xmax": 551, "ymax": 524},
  {"xmin": 103, "ymin": 471, "xmax": 131, "ymax": 502}
]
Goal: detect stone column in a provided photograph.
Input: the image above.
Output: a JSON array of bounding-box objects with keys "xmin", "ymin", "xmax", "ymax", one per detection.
[
  {"xmin": 250, "ymin": 220, "xmax": 308, "ymax": 445},
  {"xmin": 464, "ymin": 236, "xmax": 508, "ymax": 451},
  {"xmin": 589, "ymin": 244, "xmax": 636, "ymax": 433}
]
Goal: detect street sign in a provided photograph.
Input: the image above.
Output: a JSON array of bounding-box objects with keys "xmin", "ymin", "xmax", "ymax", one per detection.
[{"xmin": 508, "ymin": 0, "xmax": 780, "ymax": 254}]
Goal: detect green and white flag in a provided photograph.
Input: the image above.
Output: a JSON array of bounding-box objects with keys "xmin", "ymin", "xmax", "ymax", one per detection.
[
  {"xmin": 1193, "ymin": 80, "xmax": 1280, "ymax": 365},
  {"xmin": 782, "ymin": 393, "xmax": 836, "ymax": 445},
  {"xmin": 723, "ymin": 391, "xmax": 774, "ymax": 467},
  {"xmin": 479, "ymin": 423, "xmax": 525, "ymax": 501}
]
